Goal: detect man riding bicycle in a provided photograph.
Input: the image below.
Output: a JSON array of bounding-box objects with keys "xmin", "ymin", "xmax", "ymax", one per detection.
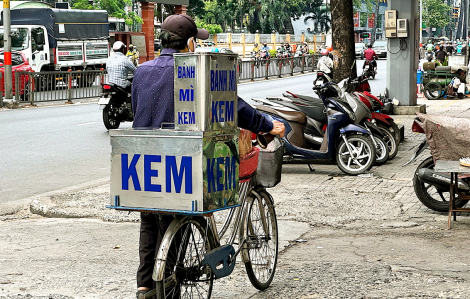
[{"xmin": 131, "ymin": 13, "xmax": 284, "ymax": 299}]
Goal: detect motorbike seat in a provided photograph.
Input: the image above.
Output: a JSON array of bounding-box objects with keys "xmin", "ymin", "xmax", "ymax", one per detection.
[
  {"xmin": 296, "ymin": 95, "xmax": 323, "ymax": 105},
  {"xmin": 255, "ymin": 105, "xmax": 307, "ymax": 124}
]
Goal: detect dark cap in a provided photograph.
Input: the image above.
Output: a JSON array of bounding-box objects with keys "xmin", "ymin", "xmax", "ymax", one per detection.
[{"xmin": 162, "ymin": 14, "xmax": 209, "ymax": 41}]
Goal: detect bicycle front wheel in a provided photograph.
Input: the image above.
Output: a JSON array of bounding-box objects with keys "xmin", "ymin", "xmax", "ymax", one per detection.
[
  {"xmin": 243, "ymin": 189, "xmax": 278, "ymax": 290},
  {"xmin": 155, "ymin": 216, "xmax": 215, "ymax": 299}
]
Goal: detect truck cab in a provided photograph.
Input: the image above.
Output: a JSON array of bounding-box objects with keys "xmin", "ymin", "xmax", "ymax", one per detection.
[{"xmin": 0, "ymin": 8, "xmax": 109, "ymax": 73}]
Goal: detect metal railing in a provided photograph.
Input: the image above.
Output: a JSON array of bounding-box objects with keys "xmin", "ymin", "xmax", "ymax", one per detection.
[
  {"xmin": 13, "ymin": 55, "xmax": 319, "ymax": 103},
  {"xmin": 15, "ymin": 69, "xmax": 107, "ymax": 103},
  {"xmin": 238, "ymin": 55, "xmax": 318, "ymax": 81}
]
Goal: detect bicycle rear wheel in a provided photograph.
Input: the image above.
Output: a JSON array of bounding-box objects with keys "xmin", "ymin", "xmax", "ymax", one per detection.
[
  {"xmin": 243, "ymin": 189, "xmax": 278, "ymax": 290},
  {"xmin": 155, "ymin": 216, "xmax": 215, "ymax": 299}
]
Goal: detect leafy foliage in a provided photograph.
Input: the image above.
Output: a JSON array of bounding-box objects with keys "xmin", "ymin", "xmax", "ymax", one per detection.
[
  {"xmin": 71, "ymin": 0, "xmax": 142, "ymax": 27},
  {"xmin": 302, "ymin": 0, "xmax": 331, "ymax": 34},
  {"xmin": 422, "ymin": 0, "xmax": 451, "ymax": 29},
  {"xmin": 201, "ymin": 0, "xmax": 304, "ymax": 34},
  {"xmin": 195, "ymin": 20, "xmax": 223, "ymax": 34}
]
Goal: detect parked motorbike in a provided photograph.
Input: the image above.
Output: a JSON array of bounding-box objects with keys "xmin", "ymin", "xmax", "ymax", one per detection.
[
  {"xmin": 281, "ymin": 76, "xmax": 399, "ymax": 160},
  {"xmin": 251, "ymin": 51, "xmax": 260, "ymax": 67},
  {"xmin": 362, "ymin": 59, "xmax": 376, "ymax": 79},
  {"xmin": 404, "ymin": 117, "xmax": 470, "ymax": 212},
  {"xmin": 259, "ymin": 49, "xmax": 269, "ymax": 64},
  {"xmin": 425, "ymin": 50, "xmax": 433, "ymax": 62},
  {"xmin": 254, "ymin": 82, "xmax": 376, "ymax": 175},
  {"xmin": 262, "ymin": 78, "xmax": 390, "ymax": 165},
  {"xmin": 99, "ymin": 78, "xmax": 133, "ymax": 130}
]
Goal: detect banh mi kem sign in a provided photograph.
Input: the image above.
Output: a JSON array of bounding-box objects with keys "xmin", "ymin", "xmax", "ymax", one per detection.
[
  {"xmin": 109, "ymin": 130, "xmax": 240, "ymax": 213},
  {"xmin": 173, "ymin": 53, "xmax": 239, "ymax": 132}
]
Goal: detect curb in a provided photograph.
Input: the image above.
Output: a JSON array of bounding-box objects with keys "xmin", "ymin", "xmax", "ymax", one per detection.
[{"xmin": 0, "ymin": 177, "xmax": 110, "ymax": 217}]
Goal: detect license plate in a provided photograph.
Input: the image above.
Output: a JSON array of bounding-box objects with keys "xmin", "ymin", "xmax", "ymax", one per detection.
[
  {"xmin": 316, "ymin": 80, "xmax": 323, "ymax": 86},
  {"xmin": 98, "ymin": 97, "xmax": 110, "ymax": 105}
]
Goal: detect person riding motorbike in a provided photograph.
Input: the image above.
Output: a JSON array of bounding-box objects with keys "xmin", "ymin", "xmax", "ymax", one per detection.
[
  {"xmin": 435, "ymin": 47, "xmax": 448, "ymax": 65},
  {"xmin": 126, "ymin": 44, "xmax": 140, "ymax": 66},
  {"xmin": 107, "ymin": 41, "xmax": 136, "ymax": 94},
  {"xmin": 426, "ymin": 41, "xmax": 434, "ymax": 52},
  {"xmin": 301, "ymin": 42, "xmax": 309, "ymax": 55},
  {"xmin": 445, "ymin": 42, "xmax": 454, "ymax": 56},
  {"xmin": 252, "ymin": 43, "xmax": 260, "ymax": 53},
  {"xmin": 363, "ymin": 44, "xmax": 378, "ymax": 73},
  {"xmin": 261, "ymin": 43, "xmax": 271, "ymax": 59},
  {"xmin": 284, "ymin": 42, "xmax": 291, "ymax": 54},
  {"xmin": 317, "ymin": 49, "xmax": 333, "ymax": 79},
  {"xmin": 131, "ymin": 14, "xmax": 285, "ymax": 299}
]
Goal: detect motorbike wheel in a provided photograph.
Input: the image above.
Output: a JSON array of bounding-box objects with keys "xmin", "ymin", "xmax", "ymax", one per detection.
[
  {"xmin": 336, "ymin": 134, "xmax": 376, "ymax": 175},
  {"xmin": 387, "ymin": 119, "xmax": 402, "ymax": 145},
  {"xmin": 377, "ymin": 124, "xmax": 398, "ymax": 160},
  {"xmin": 373, "ymin": 134, "xmax": 389, "ymax": 165},
  {"xmin": 413, "ymin": 156, "xmax": 468, "ymax": 212},
  {"xmin": 424, "ymin": 82, "xmax": 442, "ymax": 100},
  {"xmin": 103, "ymin": 100, "xmax": 121, "ymax": 130}
]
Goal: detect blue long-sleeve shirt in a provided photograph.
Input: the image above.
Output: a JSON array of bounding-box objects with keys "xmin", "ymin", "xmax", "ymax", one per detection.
[{"xmin": 131, "ymin": 48, "xmax": 273, "ymax": 133}]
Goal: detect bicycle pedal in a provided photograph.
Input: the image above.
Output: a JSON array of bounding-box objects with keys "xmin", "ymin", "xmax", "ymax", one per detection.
[{"xmin": 202, "ymin": 244, "xmax": 236, "ymax": 279}]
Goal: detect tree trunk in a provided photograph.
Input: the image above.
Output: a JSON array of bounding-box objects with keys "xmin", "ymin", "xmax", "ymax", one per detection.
[{"xmin": 330, "ymin": 0, "xmax": 357, "ymax": 81}]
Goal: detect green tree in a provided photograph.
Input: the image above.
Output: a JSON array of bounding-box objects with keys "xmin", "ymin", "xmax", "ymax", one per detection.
[
  {"xmin": 422, "ymin": 0, "xmax": 451, "ymax": 29},
  {"xmin": 302, "ymin": 0, "xmax": 331, "ymax": 34},
  {"xmin": 195, "ymin": 20, "xmax": 223, "ymax": 34},
  {"xmin": 71, "ymin": 0, "xmax": 143, "ymax": 28}
]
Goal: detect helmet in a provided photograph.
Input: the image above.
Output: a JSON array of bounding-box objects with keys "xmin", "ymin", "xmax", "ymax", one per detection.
[
  {"xmin": 112, "ymin": 41, "xmax": 126, "ymax": 51},
  {"xmin": 326, "ymin": 46, "xmax": 333, "ymax": 52},
  {"xmin": 321, "ymin": 49, "xmax": 329, "ymax": 56},
  {"xmin": 263, "ymin": 43, "xmax": 267, "ymax": 46},
  {"xmin": 441, "ymin": 41, "xmax": 444, "ymax": 44},
  {"xmin": 254, "ymin": 43, "xmax": 258, "ymax": 47}
]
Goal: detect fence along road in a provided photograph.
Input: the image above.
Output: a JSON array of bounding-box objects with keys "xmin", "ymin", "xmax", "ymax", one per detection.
[{"xmin": 14, "ymin": 55, "xmax": 319, "ymax": 104}]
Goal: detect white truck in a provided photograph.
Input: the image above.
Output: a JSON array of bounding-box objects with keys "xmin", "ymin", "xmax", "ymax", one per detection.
[{"xmin": 0, "ymin": 8, "xmax": 109, "ymax": 74}]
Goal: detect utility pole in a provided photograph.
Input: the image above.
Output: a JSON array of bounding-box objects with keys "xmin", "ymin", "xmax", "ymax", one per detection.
[
  {"xmin": 419, "ymin": 0, "xmax": 422, "ymax": 44},
  {"xmin": 3, "ymin": 0, "xmax": 12, "ymax": 102}
]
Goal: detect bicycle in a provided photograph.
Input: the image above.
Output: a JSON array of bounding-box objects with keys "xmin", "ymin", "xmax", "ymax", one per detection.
[{"xmin": 139, "ymin": 136, "xmax": 282, "ymax": 299}]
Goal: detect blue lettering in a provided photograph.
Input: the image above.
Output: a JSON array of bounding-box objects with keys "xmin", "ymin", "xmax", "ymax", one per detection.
[
  {"xmin": 121, "ymin": 154, "xmax": 141, "ymax": 191},
  {"xmin": 178, "ymin": 112, "xmax": 195, "ymax": 124},
  {"xmin": 219, "ymin": 101, "xmax": 225, "ymax": 122},
  {"xmin": 216, "ymin": 157, "xmax": 224, "ymax": 191},
  {"xmin": 214, "ymin": 70, "xmax": 219, "ymax": 91},
  {"xmin": 177, "ymin": 66, "xmax": 195, "ymax": 78},
  {"xmin": 166, "ymin": 156, "xmax": 193, "ymax": 194},
  {"xmin": 207, "ymin": 158, "xmax": 216, "ymax": 193},
  {"xmin": 188, "ymin": 112, "xmax": 195, "ymax": 124},
  {"xmin": 144, "ymin": 155, "xmax": 161, "ymax": 192},
  {"xmin": 210, "ymin": 70, "xmax": 214, "ymax": 91},
  {"xmin": 229, "ymin": 71, "xmax": 236, "ymax": 91},
  {"xmin": 225, "ymin": 101, "xmax": 234, "ymax": 121},
  {"xmin": 225, "ymin": 156, "xmax": 237, "ymax": 190},
  {"xmin": 211, "ymin": 101, "xmax": 218, "ymax": 123},
  {"xmin": 179, "ymin": 89, "xmax": 190, "ymax": 101}
]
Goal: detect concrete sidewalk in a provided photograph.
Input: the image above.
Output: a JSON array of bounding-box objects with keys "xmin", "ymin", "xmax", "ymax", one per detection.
[{"xmin": 2, "ymin": 97, "xmax": 470, "ymax": 298}]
